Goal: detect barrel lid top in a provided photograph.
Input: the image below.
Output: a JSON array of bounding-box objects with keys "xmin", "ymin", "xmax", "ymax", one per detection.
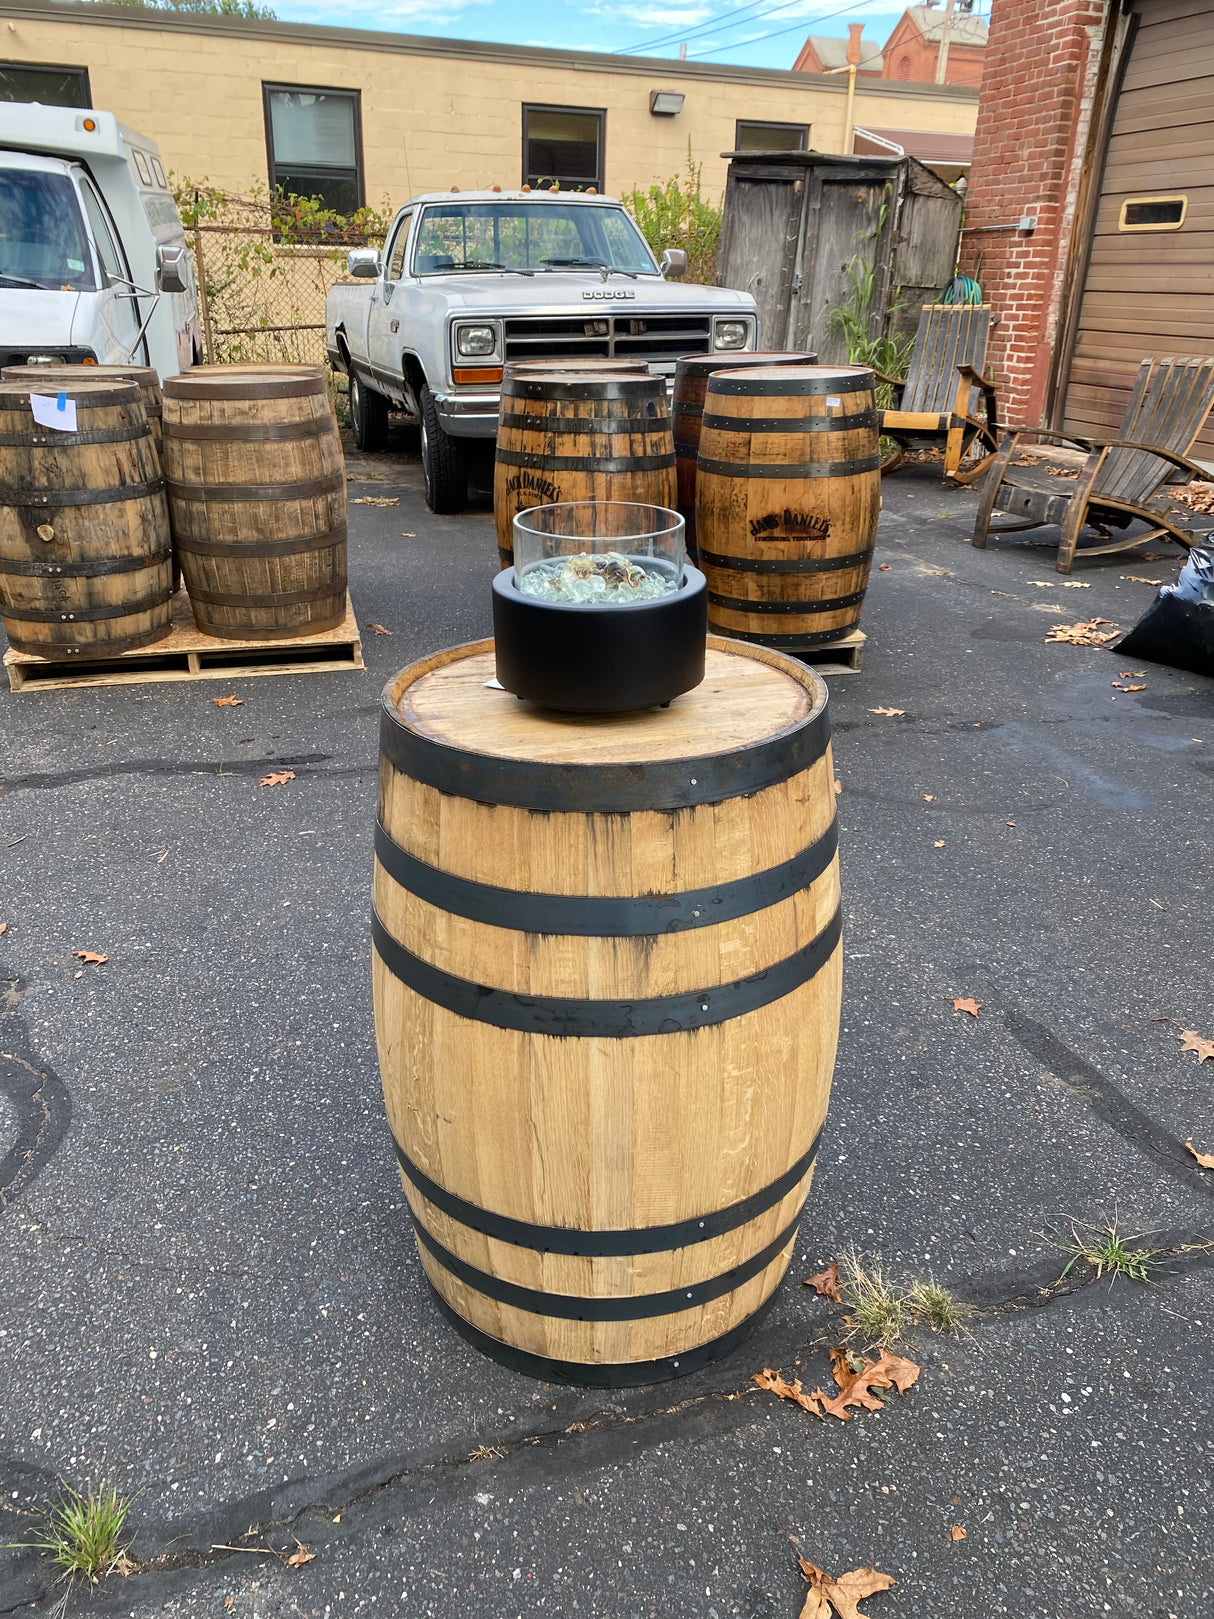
[
  {"xmin": 1, "ymin": 363, "xmax": 158, "ymax": 383},
  {"xmin": 385, "ymin": 638, "xmax": 826, "ymax": 770},
  {"xmin": 164, "ymin": 366, "xmax": 325, "ymax": 400},
  {"xmin": 675, "ymin": 352, "xmax": 809, "ymax": 376},
  {"xmin": 0, "ymin": 378, "xmax": 141, "ymax": 404},
  {"xmin": 707, "ymin": 364, "xmax": 873, "ymax": 396},
  {"xmin": 508, "ymin": 372, "xmax": 665, "ymax": 400}
]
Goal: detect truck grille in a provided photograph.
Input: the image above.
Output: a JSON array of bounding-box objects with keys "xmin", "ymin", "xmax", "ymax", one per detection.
[{"xmin": 503, "ymin": 314, "xmax": 713, "ymax": 366}]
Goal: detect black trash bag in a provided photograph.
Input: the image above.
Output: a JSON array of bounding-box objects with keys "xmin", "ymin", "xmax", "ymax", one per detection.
[{"xmin": 1115, "ymin": 545, "xmax": 1214, "ymax": 677}]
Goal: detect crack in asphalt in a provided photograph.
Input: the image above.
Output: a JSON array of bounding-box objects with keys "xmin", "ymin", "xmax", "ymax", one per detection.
[
  {"xmin": 0, "ymin": 756, "xmax": 379, "ymax": 794},
  {"xmin": 0, "ymin": 1004, "xmax": 71, "ymax": 1205}
]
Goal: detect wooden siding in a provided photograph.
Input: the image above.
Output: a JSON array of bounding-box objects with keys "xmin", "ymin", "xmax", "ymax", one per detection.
[{"xmin": 1062, "ymin": 0, "xmax": 1214, "ymax": 454}]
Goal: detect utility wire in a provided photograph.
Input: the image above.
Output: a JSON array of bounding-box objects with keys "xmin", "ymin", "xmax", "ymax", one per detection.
[
  {"xmin": 686, "ymin": 0, "xmax": 864, "ymax": 58},
  {"xmin": 613, "ymin": 0, "xmax": 807, "ymax": 57}
]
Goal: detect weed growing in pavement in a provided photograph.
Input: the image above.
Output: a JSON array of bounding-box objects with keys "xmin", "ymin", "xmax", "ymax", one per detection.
[
  {"xmin": 1050, "ymin": 1216, "xmax": 1160, "ymax": 1284},
  {"xmin": 904, "ymin": 1277, "xmax": 970, "ymax": 1334},
  {"xmin": 5, "ymin": 1480, "xmax": 135, "ymax": 1597}
]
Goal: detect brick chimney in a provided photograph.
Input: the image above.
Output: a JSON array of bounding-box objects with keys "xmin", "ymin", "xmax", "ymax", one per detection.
[{"xmin": 846, "ymin": 22, "xmax": 864, "ymax": 64}]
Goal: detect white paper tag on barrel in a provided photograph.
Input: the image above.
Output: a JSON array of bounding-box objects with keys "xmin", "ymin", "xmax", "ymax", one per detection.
[{"xmin": 30, "ymin": 393, "xmax": 78, "ymax": 432}]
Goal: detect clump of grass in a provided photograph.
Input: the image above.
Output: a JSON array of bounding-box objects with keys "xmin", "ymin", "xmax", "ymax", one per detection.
[
  {"xmin": 1050, "ymin": 1216, "xmax": 1158, "ymax": 1284},
  {"xmin": 14, "ymin": 1481, "xmax": 135, "ymax": 1591},
  {"xmin": 836, "ymin": 1255, "xmax": 970, "ymax": 1346},
  {"xmin": 905, "ymin": 1277, "xmax": 969, "ymax": 1334}
]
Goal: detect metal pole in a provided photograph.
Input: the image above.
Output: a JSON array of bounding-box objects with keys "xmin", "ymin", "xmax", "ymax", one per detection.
[
  {"xmin": 193, "ymin": 198, "xmax": 217, "ymax": 364},
  {"xmin": 825, "ymin": 63, "xmax": 858, "ymax": 154}
]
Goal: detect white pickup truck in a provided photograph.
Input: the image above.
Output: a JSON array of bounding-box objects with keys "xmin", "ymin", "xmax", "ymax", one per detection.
[
  {"xmin": 325, "ymin": 189, "xmax": 759, "ymax": 512},
  {"xmin": 0, "ymin": 104, "xmax": 198, "ymax": 379}
]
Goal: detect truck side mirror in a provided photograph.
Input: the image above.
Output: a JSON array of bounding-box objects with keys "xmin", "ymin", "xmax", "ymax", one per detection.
[
  {"xmin": 660, "ymin": 248, "xmax": 688, "ymax": 280},
  {"xmin": 347, "ymin": 249, "xmax": 381, "ymax": 279},
  {"xmin": 156, "ymin": 242, "xmax": 190, "ymax": 294}
]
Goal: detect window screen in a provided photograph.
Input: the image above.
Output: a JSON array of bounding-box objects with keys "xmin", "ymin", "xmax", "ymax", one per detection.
[
  {"xmin": 0, "ymin": 62, "xmax": 90, "ymax": 108},
  {"xmin": 735, "ymin": 120, "xmax": 809, "ymax": 153},
  {"xmin": 523, "ymin": 106, "xmax": 604, "ymax": 192},
  {"xmin": 1118, "ymin": 195, "xmax": 1187, "ymax": 231},
  {"xmin": 264, "ymin": 84, "xmax": 363, "ymax": 215}
]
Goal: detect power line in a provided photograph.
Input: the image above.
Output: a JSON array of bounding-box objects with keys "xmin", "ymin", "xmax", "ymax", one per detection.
[
  {"xmin": 686, "ymin": 0, "xmax": 863, "ymax": 58},
  {"xmin": 613, "ymin": 0, "xmax": 806, "ymax": 57}
]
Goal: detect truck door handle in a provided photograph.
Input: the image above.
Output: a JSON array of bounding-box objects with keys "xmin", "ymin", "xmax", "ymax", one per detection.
[{"xmin": 390, "ymin": 319, "xmax": 399, "ymax": 334}]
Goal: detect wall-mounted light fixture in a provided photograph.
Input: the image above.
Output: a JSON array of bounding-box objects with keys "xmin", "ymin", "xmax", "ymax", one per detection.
[{"xmin": 649, "ymin": 90, "xmax": 685, "ymax": 116}]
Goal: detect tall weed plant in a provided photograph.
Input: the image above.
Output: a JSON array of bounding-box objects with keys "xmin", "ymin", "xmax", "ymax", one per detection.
[
  {"xmin": 828, "ymin": 193, "xmax": 915, "ymax": 398},
  {"xmin": 621, "ymin": 149, "xmax": 723, "ymax": 285}
]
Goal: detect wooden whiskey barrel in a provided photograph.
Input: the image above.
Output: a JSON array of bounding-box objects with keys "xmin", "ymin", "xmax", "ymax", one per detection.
[
  {"xmin": 2, "ymin": 364, "xmax": 164, "ymax": 456},
  {"xmin": 161, "ymin": 366, "xmax": 347, "ymax": 640},
  {"xmin": 493, "ymin": 372, "xmax": 676, "ymax": 569},
  {"xmin": 0, "ymin": 379, "xmax": 172, "ymax": 658},
  {"xmin": 672, "ymin": 352, "xmax": 814, "ymax": 558},
  {"xmin": 696, "ymin": 365, "xmax": 881, "ymax": 652},
  {"xmin": 373, "ymin": 636, "xmax": 841, "ymax": 1384}
]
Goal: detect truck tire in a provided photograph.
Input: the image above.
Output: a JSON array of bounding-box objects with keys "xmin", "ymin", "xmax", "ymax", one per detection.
[
  {"xmin": 350, "ymin": 373, "xmax": 389, "ymax": 453},
  {"xmin": 419, "ymin": 385, "xmax": 467, "ymax": 514}
]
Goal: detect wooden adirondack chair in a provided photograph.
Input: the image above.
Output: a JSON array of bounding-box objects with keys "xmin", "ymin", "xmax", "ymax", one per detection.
[
  {"xmin": 972, "ymin": 355, "xmax": 1214, "ymax": 573},
  {"xmin": 876, "ymin": 304, "xmax": 999, "ymax": 483}
]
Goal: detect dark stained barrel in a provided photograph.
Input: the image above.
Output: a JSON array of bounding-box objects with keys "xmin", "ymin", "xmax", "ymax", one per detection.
[
  {"xmin": 2, "ymin": 364, "xmax": 164, "ymax": 457},
  {"xmin": 673, "ymin": 352, "xmax": 814, "ymax": 559},
  {"xmin": 0, "ymin": 379, "xmax": 173, "ymax": 659},
  {"xmin": 696, "ymin": 365, "xmax": 880, "ymax": 651},
  {"xmin": 161, "ymin": 365, "xmax": 347, "ymax": 640},
  {"xmin": 373, "ymin": 635, "xmax": 841, "ymax": 1383},
  {"xmin": 493, "ymin": 371, "xmax": 676, "ymax": 569}
]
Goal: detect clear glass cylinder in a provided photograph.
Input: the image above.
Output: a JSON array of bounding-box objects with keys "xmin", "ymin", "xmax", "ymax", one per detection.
[{"xmin": 512, "ymin": 502, "xmax": 685, "ymax": 606}]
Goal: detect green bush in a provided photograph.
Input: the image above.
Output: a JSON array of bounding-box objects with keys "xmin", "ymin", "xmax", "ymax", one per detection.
[{"xmin": 621, "ymin": 150, "xmax": 722, "ymax": 286}]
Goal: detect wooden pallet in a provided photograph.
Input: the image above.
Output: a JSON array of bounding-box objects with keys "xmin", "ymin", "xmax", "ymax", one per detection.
[
  {"xmin": 805, "ymin": 628, "xmax": 866, "ymax": 675},
  {"xmin": 4, "ymin": 589, "xmax": 364, "ymax": 692}
]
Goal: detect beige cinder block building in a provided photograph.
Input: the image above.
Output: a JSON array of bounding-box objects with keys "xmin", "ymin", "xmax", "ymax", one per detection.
[{"xmin": 0, "ymin": 0, "xmax": 979, "ymax": 210}]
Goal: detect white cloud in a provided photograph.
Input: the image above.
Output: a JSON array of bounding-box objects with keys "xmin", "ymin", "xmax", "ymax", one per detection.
[{"xmin": 274, "ymin": 0, "xmax": 490, "ymax": 25}]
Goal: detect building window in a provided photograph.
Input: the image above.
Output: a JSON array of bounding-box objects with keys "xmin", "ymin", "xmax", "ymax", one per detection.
[
  {"xmin": 735, "ymin": 120, "xmax": 810, "ymax": 153},
  {"xmin": 0, "ymin": 61, "xmax": 90, "ymax": 107},
  {"xmin": 1119, "ymin": 194, "xmax": 1187, "ymax": 231},
  {"xmin": 523, "ymin": 105, "xmax": 605, "ymax": 192},
  {"xmin": 263, "ymin": 83, "xmax": 363, "ymax": 215}
]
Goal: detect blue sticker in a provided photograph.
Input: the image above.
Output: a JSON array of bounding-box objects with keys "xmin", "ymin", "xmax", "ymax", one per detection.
[{"xmin": 57, "ymin": 391, "xmax": 67, "ymax": 411}]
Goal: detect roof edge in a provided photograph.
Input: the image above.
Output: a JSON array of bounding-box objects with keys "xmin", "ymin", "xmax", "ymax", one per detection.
[{"xmin": 0, "ymin": 0, "xmax": 980, "ymax": 100}]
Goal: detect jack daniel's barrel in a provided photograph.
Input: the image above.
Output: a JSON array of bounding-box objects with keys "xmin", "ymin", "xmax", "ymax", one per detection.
[
  {"xmin": 493, "ymin": 372, "xmax": 676, "ymax": 569},
  {"xmin": 672, "ymin": 352, "xmax": 813, "ymax": 558},
  {"xmin": 0, "ymin": 380, "xmax": 172, "ymax": 658},
  {"xmin": 696, "ymin": 366, "xmax": 880, "ymax": 651},
  {"xmin": 373, "ymin": 636, "xmax": 841, "ymax": 1384},
  {"xmin": 161, "ymin": 366, "xmax": 346, "ymax": 640}
]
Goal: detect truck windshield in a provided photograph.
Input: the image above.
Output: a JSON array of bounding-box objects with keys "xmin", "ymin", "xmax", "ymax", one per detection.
[
  {"xmin": 0, "ymin": 170, "xmax": 97, "ymax": 291},
  {"xmin": 412, "ymin": 203, "xmax": 658, "ymax": 276}
]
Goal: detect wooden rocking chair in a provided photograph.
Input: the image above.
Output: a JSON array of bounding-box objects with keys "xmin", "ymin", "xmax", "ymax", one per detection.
[
  {"xmin": 876, "ymin": 304, "xmax": 999, "ymax": 484},
  {"xmin": 972, "ymin": 356, "xmax": 1214, "ymax": 573}
]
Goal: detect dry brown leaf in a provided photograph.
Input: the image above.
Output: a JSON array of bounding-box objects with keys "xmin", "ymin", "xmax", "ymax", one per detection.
[
  {"xmin": 1062, "ymin": 580, "xmax": 1091, "ymax": 587},
  {"xmin": 1046, "ymin": 465, "xmax": 1080, "ymax": 478},
  {"xmin": 1044, "ymin": 618, "xmax": 1119, "ymax": 647},
  {"xmin": 1111, "ymin": 681, "xmax": 1146, "ymax": 692},
  {"xmin": 224, "ymin": 1599, "xmax": 235, "ymax": 1613},
  {"xmin": 934, "ymin": 839, "xmax": 946, "ymax": 848},
  {"xmin": 1179, "ymin": 1029, "xmax": 1214, "ymax": 1064},
  {"xmin": 833, "ymin": 778, "xmax": 843, "ymax": 796},
  {"xmin": 824, "ymin": 1566, "xmax": 898, "ymax": 1619},
  {"xmin": 812, "ymin": 1347, "xmax": 920, "ymax": 1422},
  {"xmin": 212, "ymin": 694, "xmax": 244, "ymax": 707},
  {"xmin": 952, "ymin": 997, "xmax": 981, "ymax": 1017},
  {"xmin": 878, "ymin": 562, "xmax": 891, "ymax": 571},
  {"xmin": 798, "ymin": 1562, "xmax": 833, "ymax": 1619},
  {"xmin": 752, "ymin": 1366, "xmax": 822, "ymax": 1416},
  {"xmin": 802, "ymin": 1263, "xmax": 842, "ymax": 1302},
  {"xmin": 259, "ymin": 770, "xmax": 296, "ymax": 787},
  {"xmin": 285, "ymin": 1541, "xmax": 316, "ymax": 1567},
  {"xmin": 365, "ymin": 622, "xmax": 392, "ymax": 635},
  {"xmin": 1121, "ymin": 576, "xmax": 1163, "ymax": 585},
  {"xmin": 73, "ymin": 950, "xmax": 108, "ymax": 965},
  {"xmin": 351, "ymin": 495, "xmax": 399, "ymax": 506},
  {"xmin": 1186, "ymin": 1140, "xmax": 1214, "ymax": 1169},
  {"xmin": 0, "ymin": 922, "xmax": 6, "ymax": 936},
  {"xmin": 402, "ymin": 530, "xmax": 417, "ymax": 537},
  {"xmin": 923, "ymin": 793, "xmax": 934, "ymax": 802},
  {"xmin": 868, "ymin": 706, "xmax": 905, "ymax": 717},
  {"xmin": 950, "ymin": 1525, "xmax": 967, "ymax": 1541}
]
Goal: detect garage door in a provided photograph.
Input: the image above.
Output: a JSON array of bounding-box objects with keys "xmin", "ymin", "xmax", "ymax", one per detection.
[{"xmin": 1063, "ymin": 0, "xmax": 1214, "ymax": 455}]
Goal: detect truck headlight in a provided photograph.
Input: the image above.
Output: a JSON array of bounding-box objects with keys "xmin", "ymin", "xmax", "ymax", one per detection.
[
  {"xmin": 713, "ymin": 321, "xmax": 750, "ymax": 351},
  {"xmin": 456, "ymin": 325, "xmax": 497, "ymax": 357}
]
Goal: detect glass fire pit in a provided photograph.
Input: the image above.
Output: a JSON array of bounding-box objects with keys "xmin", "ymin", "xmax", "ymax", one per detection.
[{"xmin": 492, "ymin": 502, "xmax": 707, "ymax": 713}]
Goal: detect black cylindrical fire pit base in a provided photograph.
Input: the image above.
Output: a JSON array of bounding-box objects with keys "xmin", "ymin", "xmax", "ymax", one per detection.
[{"xmin": 492, "ymin": 565, "xmax": 707, "ymax": 713}]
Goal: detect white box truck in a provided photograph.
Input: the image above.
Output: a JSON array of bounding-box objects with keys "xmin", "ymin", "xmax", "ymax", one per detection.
[{"xmin": 0, "ymin": 103, "xmax": 199, "ymax": 379}]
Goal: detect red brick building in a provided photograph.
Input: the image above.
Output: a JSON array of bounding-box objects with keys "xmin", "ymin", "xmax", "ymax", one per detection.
[
  {"xmin": 794, "ymin": 5, "xmax": 988, "ymax": 86},
  {"xmin": 962, "ymin": 0, "xmax": 1214, "ymax": 450}
]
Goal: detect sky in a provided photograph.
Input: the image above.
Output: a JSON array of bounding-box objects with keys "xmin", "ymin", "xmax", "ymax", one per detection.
[{"xmin": 266, "ymin": 0, "xmax": 939, "ymax": 71}]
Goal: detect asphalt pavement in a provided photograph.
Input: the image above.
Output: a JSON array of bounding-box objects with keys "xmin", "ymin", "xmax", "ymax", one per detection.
[{"xmin": 1, "ymin": 431, "xmax": 1212, "ymax": 1619}]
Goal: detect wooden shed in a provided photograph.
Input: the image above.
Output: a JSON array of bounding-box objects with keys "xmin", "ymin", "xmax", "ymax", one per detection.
[
  {"xmin": 716, "ymin": 149, "xmax": 964, "ymax": 361},
  {"xmin": 1058, "ymin": 0, "xmax": 1214, "ymax": 453}
]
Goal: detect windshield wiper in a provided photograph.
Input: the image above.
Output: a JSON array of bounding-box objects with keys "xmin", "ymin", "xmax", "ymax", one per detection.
[
  {"xmin": 542, "ymin": 258, "xmax": 639, "ymax": 280},
  {"xmin": 0, "ymin": 272, "xmax": 45, "ymax": 289}
]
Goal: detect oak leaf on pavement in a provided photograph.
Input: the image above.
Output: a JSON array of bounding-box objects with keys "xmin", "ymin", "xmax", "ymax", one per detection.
[
  {"xmin": 951, "ymin": 1525, "xmax": 967, "ymax": 1541},
  {"xmin": 73, "ymin": 950, "xmax": 107, "ymax": 965},
  {"xmin": 1186, "ymin": 1140, "xmax": 1214, "ymax": 1169},
  {"xmin": 811, "ymin": 1347, "xmax": 920, "ymax": 1423},
  {"xmin": 365, "ymin": 623, "xmax": 392, "ymax": 635},
  {"xmin": 0, "ymin": 922, "xmax": 6, "ymax": 936},
  {"xmin": 868, "ymin": 707, "xmax": 905, "ymax": 717},
  {"xmin": 752, "ymin": 1367, "xmax": 821, "ymax": 1416},
  {"xmin": 260, "ymin": 770, "xmax": 296, "ymax": 787},
  {"xmin": 285, "ymin": 1541, "xmax": 316, "ymax": 1567},
  {"xmin": 212, "ymin": 695, "xmax": 243, "ymax": 706},
  {"xmin": 802, "ymin": 1263, "xmax": 842, "ymax": 1302},
  {"xmin": 952, "ymin": 997, "xmax": 981, "ymax": 1017},
  {"xmin": 798, "ymin": 1557, "xmax": 897, "ymax": 1619},
  {"xmin": 1179, "ymin": 1029, "xmax": 1214, "ymax": 1064}
]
